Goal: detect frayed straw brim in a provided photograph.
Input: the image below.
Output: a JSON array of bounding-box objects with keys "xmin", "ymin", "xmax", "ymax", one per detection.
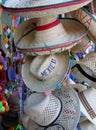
[
  {"xmin": 70, "ymin": 7, "xmax": 96, "ymax": 44},
  {"xmin": 2, "ymin": 0, "xmax": 92, "ymax": 18}
]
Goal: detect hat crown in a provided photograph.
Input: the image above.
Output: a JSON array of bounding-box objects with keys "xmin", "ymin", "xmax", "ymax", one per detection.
[
  {"xmin": 30, "ymin": 55, "xmax": 57, "ymax": 80},
  {"xmin": 24, "ymin": 93, "xmax": 61, "ymax": 126}
]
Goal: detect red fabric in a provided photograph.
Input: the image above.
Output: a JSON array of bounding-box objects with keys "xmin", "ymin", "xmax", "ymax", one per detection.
[{"xmin": 0, "ymin": 69, "xmax": 6, "ymax": 82}]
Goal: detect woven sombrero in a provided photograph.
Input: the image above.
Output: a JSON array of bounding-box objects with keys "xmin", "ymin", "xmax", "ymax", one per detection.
[
  {"xmin": 22, "ymin": 86, "xmax": 80, "ymax": 130},
  {"xmin": 2, "ymin": 0, "xmax": 92, "ymax": 18},
  {"xmin": 14, "ymin": 16, "xmax": 87, "ymax": 55},
  {"xmin": 71, "ymin": 52, "xmax": 96, "ymax": 88},
  {"xmin": 22, "ymin": 51, "xmax": 70, "ymax": 92},
  {"xmin": 71, "ymin": 35, "xmax": 90, "ymax": 54}
]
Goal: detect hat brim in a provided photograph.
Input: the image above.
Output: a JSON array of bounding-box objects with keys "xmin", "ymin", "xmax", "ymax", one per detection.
[
  {"xmin": 70, "ymin": 7, "xmax": 96, "ymax": 44},
  {"xmin": 22, "ymin": 86, "xmax": 80, "ymax": 130},
  {"xmin": 79, "ymin": 88, "xmax": 96, "ymax": 125},
  {"xmin": 71, "ymin": 35, "xmax": 90, "ymax": 53},
  {"xmin": 1, "ymin": 0, "xmax": 92, "ymax": 18},
  {"xmin": 22, "ymin": 51, "xmax": 70, "ymax": 92},
  {"xmin": 14, "ymin": 18, "xmax": 87, "ymax": 56},
  {"xmin": 71, "ymin": 64, "xmax": 96, "ymax": 88}
]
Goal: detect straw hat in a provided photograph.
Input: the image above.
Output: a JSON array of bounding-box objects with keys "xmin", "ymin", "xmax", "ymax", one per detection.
[
  {"xmin": 22, "ymin": 86, "xmax": 80, "ymax": 130},
  {"xmin": 70, "ymin": 7, "xmax": 96, "ymax": 44},
  {"xmin": 14, "ymin": 16, "xmax": 87, "ymax": 55},
  {"xmin": 71, "ymin": 52, "xmax": 96, "ymax": 88},
  {"xmin": 76, "ymin": 52, "xmax": 96, "ymax": 76},
  {"xmin": 78, "ymin": 87, "xmax": 96, "ymax": 125},
  {"xmin": 2, "ymin": 0, "xmax": 92, "ymax": 18},
  {"xmin": 71, "ymin": 35, "xmax": 90, "ymax": 54},
  {"xmin": 22, "ymin": 51, "xmax": 70, "ymax": 92}
]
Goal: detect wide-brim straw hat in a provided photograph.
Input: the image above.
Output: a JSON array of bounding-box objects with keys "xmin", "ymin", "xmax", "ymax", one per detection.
[
  {"xmin": 1, "ymin": 0, "xmax": 92, "ymax": 18},
  {"xmin": 14, "ymin": 16, "xmax": 87, "ymax": 56},
  {"xmin": 71, "ymin": 35, "xmax": 90, "ymax": 54},
  {"xmin": 22, "ymin": 51, "xmax": 70, "ymax": 92},
  {"xmin": 71, "ymin": 52, "xmax": 96, "ymax": 88},
  {"xmin": 70, "ymin": 7, "xmax": 96, "ymax": 44},
  {"xmin": 78, "ymin": 87, "xmax": 96, "ymax": 125},
  {"xmin": 22, "ymin": 86, "xmax": 80, "ymax": 130}
]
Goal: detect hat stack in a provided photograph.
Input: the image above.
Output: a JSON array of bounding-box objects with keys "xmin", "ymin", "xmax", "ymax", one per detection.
[{"xmin": 1, "ymin": 0, "xmax": 93, "ymax": 130}]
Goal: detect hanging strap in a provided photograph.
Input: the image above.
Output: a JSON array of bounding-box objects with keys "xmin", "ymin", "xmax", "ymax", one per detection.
[
  {"xmin": 72, "ymin": 64, "xmax": 96, "ymax": 82},
  {"xmin": 44, "ymin": 123, "xmax": 65, "ymax": 130}
]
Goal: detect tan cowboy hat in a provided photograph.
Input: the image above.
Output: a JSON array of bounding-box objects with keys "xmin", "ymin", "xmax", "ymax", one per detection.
[
  {"xmin": 22, "ymin": 51, "xmax": 70, "ymax": 92},
  {"xmin": 1, "ymin": 0, "xmax": 92, "ymax": 18},
  {"xmin": 14, "ymin": 16, "xmax": 87, "ymax": 55},
  {"xmin": 71, "ymin": 35, "xmax": 90, "ymax": 54},
  {"xmin": 22, "ymin": 86, "xmax": 80, "ymax": 130},
  {"xmin": 70, "ymin": 7, "xmax": 96, "ymax": 44},
  {"xmin": 78, "ymin": 88, "xmax": 96, "ymax": 125},
  {"xmin": 71, "ymin": 52, "xmax": 96, "ymax": 88}
]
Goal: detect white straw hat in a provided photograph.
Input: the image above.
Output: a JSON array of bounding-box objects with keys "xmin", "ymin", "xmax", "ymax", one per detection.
[
  {"xmin": 1, "ymin": 0, "xmax": 92, "ymax": 18},
  {"xmin": 71, "ymin": 52, "xmax": 96, "ymax": 88},
  {"xmin": 22, "ymin": 86, "xmax": 80, "ymax": 130},
  {"xmin": 70, "ymin": 7, "xmax": 96, "ymax": 44},
  {"xmin": 22, "ymin": 51, "xmax": 70, "ymax": 92},
  {"xmin": 78, "ymin": 88, "xmax": 96, "ymax": 125},
  {"xmin": 14, "ymin": 16, "xmax": 87, "ymax": 55}
]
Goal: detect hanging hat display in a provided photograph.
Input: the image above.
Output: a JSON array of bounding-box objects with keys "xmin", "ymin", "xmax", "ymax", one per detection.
[
  {"xmin": 22, "ymin": 86, "xmax": 80, "ymax": 130},
  {"xmin": 1, "ymin": 0, "xmax": 92, "ymax": 18},
  {"xmin": 14, "ymin": 16, "xmax": 87, "ymax": 55},
  {"xmin": 22, "ymin": 51, "xmax": 70, "ymax": 92}
]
